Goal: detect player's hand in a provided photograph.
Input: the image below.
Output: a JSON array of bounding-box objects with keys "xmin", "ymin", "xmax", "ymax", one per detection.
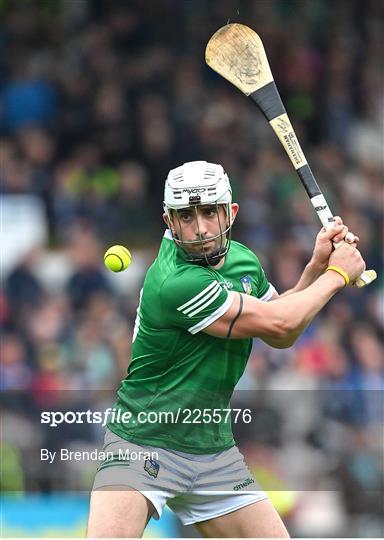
[
  {"xmin": 328, "ymin": 242, "xmax": 366, "ymax": 283},
  {"xmin": 311, "ymin": 216, "xmax": 359, "ymax": 269}
]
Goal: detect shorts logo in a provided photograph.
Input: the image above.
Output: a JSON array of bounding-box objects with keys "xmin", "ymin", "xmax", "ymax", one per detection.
[
  {"xmin": 240, "ymin": 275, "xmax": 253, "ymax": 295},
  {"xmin": 144, "ymin": 459, "xmax": 160, "ymax": 478},
  {"xmin": 233, "ymin": 477, "xmax": 255, "ymax": 490}
]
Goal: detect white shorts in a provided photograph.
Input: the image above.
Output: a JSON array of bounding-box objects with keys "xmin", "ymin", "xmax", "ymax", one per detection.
[{"xmin": 92, "ymin": 428, "xmax": 267, "ymax": 525}]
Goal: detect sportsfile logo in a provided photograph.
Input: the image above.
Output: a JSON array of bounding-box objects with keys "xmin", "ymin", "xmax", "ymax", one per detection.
[{"xmin": 233, "ymin": 477, "xmax": 255, "ymax": 491}]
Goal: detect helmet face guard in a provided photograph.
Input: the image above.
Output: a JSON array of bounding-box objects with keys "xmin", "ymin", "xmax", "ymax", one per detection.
[
  {"xmin": 163, "ymin": 161, "xmax": 233, "ymax": 267},
  {"xmin": 168, "ymin": 202, "xmax": 232, "ymax": 267}
]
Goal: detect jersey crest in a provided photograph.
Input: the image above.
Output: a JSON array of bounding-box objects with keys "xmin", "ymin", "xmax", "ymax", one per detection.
[{"xmin": 240, "ymin": 275, "xmax": 253, "ymax": 295}]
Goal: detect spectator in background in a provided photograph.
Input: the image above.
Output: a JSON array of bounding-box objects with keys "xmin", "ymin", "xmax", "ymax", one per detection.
[
  {"xmin": 106, "ymin": 160, "xmax": 156, "ymax": 243},
  {"xmin": 52, "ymin": 143, "xmax": 120, "ymax": 238},
  {"xmin": 65, "ymin": 223, "xmax": 112, "ymax": 311},
  {"xmin": 4, "ymin": 249, "xmax": 44, "ymax": 331},
  {"xmin": 1, "ymin": 56, "xmax": 57, "ymax": 132},
  {"xmin": 0, "ymin": 333, "xmax": 32, "ymax": 390}
]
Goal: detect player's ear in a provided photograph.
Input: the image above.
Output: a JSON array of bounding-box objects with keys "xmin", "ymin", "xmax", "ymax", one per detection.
[
  {"xmin": 163, "ymin": 212, "xmax": 177, "ymax": 236},
  {"xmin": 230, "ymin": 203, "xmax": 239, "ymax": 223}
]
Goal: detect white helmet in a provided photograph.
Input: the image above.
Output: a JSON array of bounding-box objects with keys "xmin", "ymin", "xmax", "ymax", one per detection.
[
  {"xmin": 164, "ymin": 161, "xmax": 232, "ymax": 211},
  {"xmin": 163, "ymin": 161, "xmax": 233, "ymax": 266}
]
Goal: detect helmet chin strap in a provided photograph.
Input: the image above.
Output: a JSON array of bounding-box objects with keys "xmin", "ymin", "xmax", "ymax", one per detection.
[{"xmin": 190, "ymin": 247, "xmax": 228, "ymax": 267}]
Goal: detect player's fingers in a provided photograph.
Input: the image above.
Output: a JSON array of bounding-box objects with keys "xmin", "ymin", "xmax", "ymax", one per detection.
[
  {"xmin": 333, "ymin": 216, "xmax": 343, "ymax": 225},
  {"xmin": 324, "ymin": 223, "xmax": 344, "ymax": 241},
  {"xmin": 345, "ymin": 231, "xmax": 356, "ymax": 243},
  {"xmin": 328, "ymin": 223, "xmax": 344, "ymax": 234},
  {"xmin": 337, "ymin": 241, "xmax": 357, "ymax": 252},
  {"xmin": 333, "ymin": 225, "xmax": 349, "ymax": 244}
]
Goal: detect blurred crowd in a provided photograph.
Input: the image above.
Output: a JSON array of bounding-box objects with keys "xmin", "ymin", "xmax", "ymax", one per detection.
[{"xmin": 0, "ymin": 0, "xmax": 383, "ymax": 537}]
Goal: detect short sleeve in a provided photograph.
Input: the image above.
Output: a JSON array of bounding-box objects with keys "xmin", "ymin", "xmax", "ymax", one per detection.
[
  {"xmin": 160, "ymin": 268, "xmax": 235, "ymax": 335},
  {"xmin": 257, "ymin": 264, "xmax": 276, "ymax": 301}
]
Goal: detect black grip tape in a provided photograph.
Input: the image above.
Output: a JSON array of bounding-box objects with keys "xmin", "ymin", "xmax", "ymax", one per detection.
[
  {"xmin": 249, "ymin": 81, "xmax": 286, "ymax": 120},
  {"xmin": 296, "ymin": 164, "xmax": 321, "ymax": 198}
]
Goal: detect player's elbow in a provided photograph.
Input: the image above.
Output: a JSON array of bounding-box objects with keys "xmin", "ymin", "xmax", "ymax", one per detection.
[
  {"xmin": 266, "ymin": 317, "xmax": 299, "ymax": 348},
  {"xmin": 274, "ymin": 316, "xmax": 293, "ymax": 339},
  {"xmin": 270, "ymin": 335, "xmax": 298, "ymax": 349},
  {"xmin": 261, "ymin": 327, "xmax": 299, "ymax": 349}
]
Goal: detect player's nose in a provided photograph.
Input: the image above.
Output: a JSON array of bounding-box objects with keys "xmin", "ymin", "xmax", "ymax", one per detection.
[{"xmin": 193, "ymin": 213, "xmax": 209, "ymax": 237}]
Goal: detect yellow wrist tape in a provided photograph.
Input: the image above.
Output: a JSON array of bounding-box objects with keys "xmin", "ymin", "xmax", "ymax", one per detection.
[{"xmin": 326, "ymin": 265, "xmax": 350, "ymax": 286}]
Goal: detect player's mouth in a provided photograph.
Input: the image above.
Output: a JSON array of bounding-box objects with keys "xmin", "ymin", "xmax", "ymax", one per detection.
[
  {"xmin": 182, "ymin": 234, "xmax": 224, "ymax": 257},
  {"xmin": 202, "ymin": 239, "xmax": 215, "ymax": 249},
  {"xmin": 199, "ymin": 238, "xmax": 219, "ymax": 254}
]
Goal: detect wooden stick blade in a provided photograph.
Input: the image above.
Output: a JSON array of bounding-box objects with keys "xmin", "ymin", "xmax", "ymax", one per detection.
[{"xmin": 205, "ymin": 23, "xmax": 274, "ymax": 95}]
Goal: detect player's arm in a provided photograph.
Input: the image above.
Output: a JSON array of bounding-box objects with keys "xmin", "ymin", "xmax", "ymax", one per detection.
[
  {"xmin": 204, "ymin": 273, "xmax": 344, "ymax": 347},
  {"xmin": 204, "ymin": 242, "xmax": 365, "ymax": 348}
]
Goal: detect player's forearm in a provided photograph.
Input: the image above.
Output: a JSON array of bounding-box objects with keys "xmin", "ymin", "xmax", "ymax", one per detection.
[
  {"xmin": 260, "ymin": 271, "xmax": 345, "ymax": 347},
  {"xmin": 278, "ymin": 259, "xmax": 325, "ymax": 297}
]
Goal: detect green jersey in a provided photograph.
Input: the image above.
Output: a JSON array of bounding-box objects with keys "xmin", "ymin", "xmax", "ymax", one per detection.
[{"xmin": 108, "ymin": 231, "xmax": 275, "ymax": 453}]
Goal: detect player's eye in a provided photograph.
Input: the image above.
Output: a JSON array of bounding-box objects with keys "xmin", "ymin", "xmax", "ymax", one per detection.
[
  {"xmin": 203, "ymin": 208, "xmax": 217, "ymax": 217},
  {"xmin": 179, "ymin": 211, "xmax": 193, "ymax": 222}
]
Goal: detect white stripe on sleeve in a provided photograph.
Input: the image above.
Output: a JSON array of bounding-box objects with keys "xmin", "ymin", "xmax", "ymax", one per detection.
[
  {"xmin": 177, "ymin": 281, "xmax": 219, "ymax": 312},
  {"xmin": 182, "ymin": 282, "xmax": 221, "ymax": 315},
  {"xmin": 188, "ymin": 292, "xmax": 235, "ymax": 334},
  {"xmin": 186, "ymin": 285, "xmax": 223, "ymax": 318}
]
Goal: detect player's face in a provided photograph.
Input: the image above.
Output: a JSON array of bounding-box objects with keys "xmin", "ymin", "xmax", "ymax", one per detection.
[{"xmin": 167, "ymin": 203, "xmax": 239, "ymax": 259}]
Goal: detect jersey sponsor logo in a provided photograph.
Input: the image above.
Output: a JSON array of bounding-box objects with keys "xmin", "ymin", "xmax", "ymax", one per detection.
[
  {"xmin": 240, "ymin": 275, "xmax": 253, "ymax": 295},
  {"xmin": 177, "ymin": 281, "xmax": 222, "ymax": 317},
  {"xmin": 233, "ymin": 477, "xmax": 255, "ymax": 490},
  {"xmin": 144, "ymin": 459, "xmax": 160, "ymax": 478}
]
